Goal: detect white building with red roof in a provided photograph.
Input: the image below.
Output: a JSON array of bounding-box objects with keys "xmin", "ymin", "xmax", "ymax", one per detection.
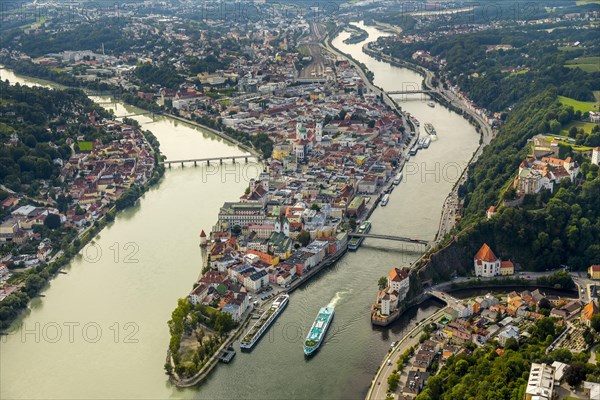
[
  {"xmin": 380, "ymin": 267, "xmax": 411, "ymax": 316},
  {"xmin": 474, "ymin": 243, "xmax": 502, "ymax": 277},
  {"xmin": 388, "ymin": 267, "xmax": 410, "ymax": 297}
]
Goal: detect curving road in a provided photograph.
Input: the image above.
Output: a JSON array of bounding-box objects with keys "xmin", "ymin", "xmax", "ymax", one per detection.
[
  {"xmin": 368, "ymin": 307, "xmax": 446, "ymax": 400},
  {"xmin": 367, "ymin": 268, "xmax": 578, "ymax": 399}
]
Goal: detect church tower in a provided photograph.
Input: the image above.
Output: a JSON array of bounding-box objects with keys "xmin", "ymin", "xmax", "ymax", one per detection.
[
  {"xmin": 296, "ymin": 119, "xmax": 307, "ymax": 141},
  {"xmin": 315, "ymin": 119, "xmax": 323, "ymax": 142}
]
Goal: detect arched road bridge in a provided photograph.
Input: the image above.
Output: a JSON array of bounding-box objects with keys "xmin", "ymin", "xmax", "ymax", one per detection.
[{"xmin": 160, "ymin": 155, "xmax": 260, "ymax": 168}]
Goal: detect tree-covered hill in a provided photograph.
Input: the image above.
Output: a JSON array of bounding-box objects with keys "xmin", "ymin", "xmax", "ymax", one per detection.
[
  {"xmin": 416, "ymin": 318, "xmax": 600, "ymax": 400},
  {"xmin": 378, "ymin": 25, "xmax": 599, "ymax": 112},
  {"xmin": 391, "ymin": 22, "xmax": 600, "ymax": 272},
  {"xmin": 4, "ymin": 19, "xmax": 150, "ymax": 57},
  {"xmin": 459, "ymin": 177, "xmax": 600, "ymax": 270},
  {"xmin": 0, "ymin": 81, "xmax": 112, "ymax": 193}
]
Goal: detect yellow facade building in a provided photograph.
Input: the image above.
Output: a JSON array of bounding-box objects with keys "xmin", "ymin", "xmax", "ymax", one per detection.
[{"xmin": 589, "ymin": 265, "xmax": 600, "ymax": 280}]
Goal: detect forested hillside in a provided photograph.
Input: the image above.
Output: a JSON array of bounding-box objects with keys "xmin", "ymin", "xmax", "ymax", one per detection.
[
  {"xmin": 378, "ymin": 27, "xmax": 599, "ymax": 112},
  {"xmin": 0, "ymin": 82, "xmax": 112, "ymax": 194},
  {"xmin": 377, "ymin": 19, "xmax": 600, "ymax": 271},
  {"xmin": 416, "ymin": 318, "xmax": 600, "ymax": 400}
]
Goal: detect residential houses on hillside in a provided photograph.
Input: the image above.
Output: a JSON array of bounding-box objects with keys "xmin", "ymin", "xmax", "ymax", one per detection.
[
  {"xmin": 398, "ymin": 287, "xmax": 598, "ymax": 398},
  {"xmin": 0, "ymin": 118, "xmax": 156, "ymax": 301}
]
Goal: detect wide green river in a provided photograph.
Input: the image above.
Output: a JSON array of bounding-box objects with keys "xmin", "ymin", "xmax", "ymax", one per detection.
[{"xmin": 0, "ymin": 21, "xmax": 478, "ymax": 399}]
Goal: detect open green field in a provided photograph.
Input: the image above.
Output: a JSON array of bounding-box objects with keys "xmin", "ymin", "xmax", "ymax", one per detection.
[
  {"xmin": 561, "ymin": 121, "xmax": 599, "ymax": 135},
  {"xmin": 297, "ymin": 45, "xmax": 311, "ymax": 57},
  {"xmin": 558, "ymin": 46, "xmax": 584, "ymax": 52},
  {"xmin": 558, "ymin": 95, "xmax": 599, "ymax": 113},
  {"xmin": 566, "ymin": 56, "xmax": 600, "ymax": 64},
  {"xmin": 78, "ymin": 141, "xmax": 93, "ymax": 151},
  {"xmin": 566, "ymin": 64, "xmax": 600, "ymax": 73},
  {"xmin": 0, "ymin": 122, "xmax": 15, "ymax": 135},
  {"xmin": 541, "ymin": 134, "xmax": 594, "ymax": 152},
  {"xmin": 565, "ymin": 56, "xmax": 600, "ymax": 73},
  {"xmin": 509, "ymin": 68, "xmax": 529, "ymax": 76},
  {"xmin": 48, "ymin": 66, "xmax": 67, "ymax": 73}
]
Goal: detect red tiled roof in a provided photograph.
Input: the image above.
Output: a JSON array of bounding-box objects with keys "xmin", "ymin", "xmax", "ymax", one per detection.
[
  {"xmin": 389, "ymin": 267, "xmax": 409, "ymax": 282},
  {"xmin": 474, "ymin": 243, "xmax": 498, "ymax": 262},
  {"xmin": 582, "ymin": 301, "xmax": 600, "ymax": 321}
]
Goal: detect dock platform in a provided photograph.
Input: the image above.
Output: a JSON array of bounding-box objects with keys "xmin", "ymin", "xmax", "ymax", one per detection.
[{"xmin": 217, "ymin": 348, "xmax": 236, "ymax": 363}]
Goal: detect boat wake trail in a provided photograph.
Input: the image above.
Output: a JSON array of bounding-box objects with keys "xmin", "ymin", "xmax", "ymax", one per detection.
[{"xmin": 327, "ymin": 290, "xmax": 348, "ymax": 308}]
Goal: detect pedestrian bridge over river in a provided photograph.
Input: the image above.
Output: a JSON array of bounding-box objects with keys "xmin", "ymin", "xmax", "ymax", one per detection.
[
  {"xmin": 386, "ymin": 89, "xmax": 435, "ymax": 95},
  {"xmin": 348, "ymin": 232, "xmax": 429, "ymax": 246}
]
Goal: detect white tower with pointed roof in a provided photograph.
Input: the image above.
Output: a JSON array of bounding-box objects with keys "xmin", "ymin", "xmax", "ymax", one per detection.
[{"xmin": 315, "ymin": 119, "xmax": 323, "ymax": 142}]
